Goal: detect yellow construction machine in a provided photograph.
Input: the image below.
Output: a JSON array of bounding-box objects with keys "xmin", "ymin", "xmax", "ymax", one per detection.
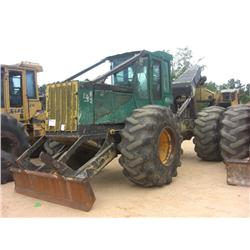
[
  {"xmin": 194, "ymin": 83, "xmax": 249, "ymax": 186},
  {"xmin": 1, "ymin": 62, "xmax": 45, "ymax": 183},
  {"xmin": 195, "ymin": 86, "xmax": 240, "ymax": 110}
]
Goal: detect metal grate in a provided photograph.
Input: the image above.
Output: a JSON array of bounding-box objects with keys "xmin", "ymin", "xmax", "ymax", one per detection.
[{"xmin": 46, "ymin": 81, "xmax": 78, "ymax": 132}]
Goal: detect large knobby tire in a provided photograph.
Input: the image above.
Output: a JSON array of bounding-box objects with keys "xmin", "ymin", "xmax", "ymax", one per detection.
[
  {"xmin": 1, "ymin": 151, "xmax": 18, "ymax": 184},
  {"xmin": 1, "ymin": 113, "xmax": 29, "ymax": 184},
  {"xmin": 220, "ymin": 104, "xmax": 250, "ymax": 160},
  {"xmin": 118, "ymin": 105, "xmax": 182, "ymax": 187},
  {"xmin": 193, "ymin": 106, "xmax": 225, "ymax": 161}
]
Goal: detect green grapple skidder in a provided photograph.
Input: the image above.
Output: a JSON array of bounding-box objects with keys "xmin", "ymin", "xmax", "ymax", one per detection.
[{"xmin": 12, "ymin": 50, "xmax": 208, "ymax": 211}]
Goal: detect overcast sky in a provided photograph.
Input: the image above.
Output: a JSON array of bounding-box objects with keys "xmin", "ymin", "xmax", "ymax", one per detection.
[{"xmin": 1, "ymin": 0, "xmax": 249, "ymax": 86}]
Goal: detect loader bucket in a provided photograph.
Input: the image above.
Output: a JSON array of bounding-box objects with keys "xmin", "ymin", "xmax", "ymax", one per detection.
[
  {"xmin": 225, "ymin": 157, "xmax": 250, "ymax": 187},
  {"xmin": 11, "ymin": 167, "xmax": 96, "ymax": 211},
  {"xmin": 11, "ymin": 133, "xmax": 117, "ymax": 211}
]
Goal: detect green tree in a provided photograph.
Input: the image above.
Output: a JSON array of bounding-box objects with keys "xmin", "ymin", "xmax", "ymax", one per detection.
[
  {"xmin": 204, "ymin": 81, "xmax": 218, "ymax": 92},
  {"xmin": 246, "ymin": 84, "xmax": 250, "ymax": 95},
  {"xmin": 170, "ymin": 47, "xmax": 206, "ymax": 81},
  {"xmin": 240, "ymin": 94, "xmax": 250, "ymax": 104},
  {"xmin": 171, "ymin": 47, "xmax": 193, "ymax": 81},
  {"xmin": 240, "ymin": 83, "xmax": 250, "ymax": 104},
  {"xmin": 225, "ymin": 78, "xmax": 244, "ymax": 91},
  {"xmin": 227, "ymin": 78, "xmax": 236, "ymax": 89},
  {"xmin": 219, "ymin": 83, "xmax": 228, "ymax": 90},
  {"xmin": 39, "ymin": 84, "xmax": 46, "ymax": 96}
]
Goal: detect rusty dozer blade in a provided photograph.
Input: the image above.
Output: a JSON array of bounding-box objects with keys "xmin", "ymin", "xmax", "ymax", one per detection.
[
  {"xmin": 225, "ymin": 157, "xmax": 250, "ymax": 187},
  {"xmin": 11, "ymin": 168, "xmax": 96, "ymax": 211},
  {"xmin": 11, "ymin": 134, "xmax": 117, "ymax": 211}
]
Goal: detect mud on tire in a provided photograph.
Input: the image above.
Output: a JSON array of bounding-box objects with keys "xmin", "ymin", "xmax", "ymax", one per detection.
[
  {"xmin": 193, "ymin": 106, "xmax": 225, "ymax": 161},
  {"xmin": 220, "ymin": 104, "xmax": 250, "ymax": 160},
  {"xmin": 118, "ymin": 105, "xmax": 182, "ymax": 187}
]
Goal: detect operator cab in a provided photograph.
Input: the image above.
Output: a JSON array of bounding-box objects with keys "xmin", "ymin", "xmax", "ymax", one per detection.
[
  {"xmin": 1, "ymin": 62, "xmax": 43, "ymax": 121},
  {"xmin": 219, "ymin": 89, "xmax": 239, "ymax": 108},
  {"xmin": 110, "ymin": 51, "xmax": 172, "ymax": 103},
  {"xmin": 70, "ymin": 50, "xmax": 173, "ymax": 106}
]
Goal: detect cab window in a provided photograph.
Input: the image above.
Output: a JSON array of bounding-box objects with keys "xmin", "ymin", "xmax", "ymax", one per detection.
[
  {"xmin": 222, "ymin": 92, "xmax": 230, "ymax": 101},
  {"xmin": 136, "ymin": 57, "xmax": 148, "ymax": 99},
  {"xmin": 162, "ymin": 61, "xmax": 170, "ymax": 93},
  {"xmin": 26, "ymin": 70, "xmax": 37, "ymax": 99},
  {"xmin": 112, "ymin": 57, "xmax": 134, "ymax": 85},
  {"xmin": 113, "ymin": 66, "xmax": 134, "ymax": 85},
  {"xmin": 112, "ymin": 57, "xmax": 149, "ymax": 99},
  {"xmin": 9, "ymin": 71, "xmax": 22, "ymax": 107},
  {"xmin": 152, "ymin": 61, "xmax": 161, "ymax": 99}
]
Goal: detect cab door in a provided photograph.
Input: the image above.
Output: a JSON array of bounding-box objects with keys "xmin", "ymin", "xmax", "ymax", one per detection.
[
  {"xmin": 7, "ymin": 69, "xmax": 27, "ymax": 121},
  {"xmin": 9, "ymin": 70, "xmax": 23, "ymax": 108},
  {"xmin": 25, "ymin": 70, "xmax": 42, "ymax": 118},
  {"xmin": 151, "ymin": 59, "xmax": 162, "ymax": 105},
  {"xmin": 150, "ymin": 56, "xmax": 172, "ymax": 107}
]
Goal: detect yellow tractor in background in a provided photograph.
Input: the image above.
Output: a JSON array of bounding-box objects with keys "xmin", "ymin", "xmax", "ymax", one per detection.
[
  {"xmin": 217, "ymin": 88, "xmax": 240, "ymax": 107},
  {"xmin": 195, "ymin": 86, "xmax": 240, "ymax": 109},
  {"xmin": 1, "ymin": 62, "xmax": 45, "ymax": 183},
  {"xmin": 172, "ymin": 68, "xmax": 249, "ymax": 186},
  {"xmin": 192, "ymin": 85, "xmax": 240, "ymax": 161}
]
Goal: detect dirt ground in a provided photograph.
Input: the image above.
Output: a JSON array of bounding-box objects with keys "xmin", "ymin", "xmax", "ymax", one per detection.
[{"xmin": 1, "ymin": 140, "xmax": 249, "ymax": 217}]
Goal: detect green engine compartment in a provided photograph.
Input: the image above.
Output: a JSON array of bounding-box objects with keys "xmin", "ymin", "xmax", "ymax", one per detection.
[{"xmin": 78, "ymin": 82, "xmax": 151, "ymax": 125}]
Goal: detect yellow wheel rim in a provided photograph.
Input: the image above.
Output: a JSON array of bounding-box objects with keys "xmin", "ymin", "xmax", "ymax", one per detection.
[{"xmin": 158, "ymin": 128, "xmax": 173, "ymax": 165}]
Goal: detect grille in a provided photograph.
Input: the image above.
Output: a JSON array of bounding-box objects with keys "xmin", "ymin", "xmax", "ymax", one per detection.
[{"xmin": 46, "ymin": 81, "xmax": 78, "ymax": 132}]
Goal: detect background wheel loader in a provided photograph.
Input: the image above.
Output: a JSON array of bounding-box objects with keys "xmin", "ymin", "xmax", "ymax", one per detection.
[
  {"xmin": 192, "ymin": 84, "xmax": 240, "ymax": 162},
  {"xmin": 10, "ymin": 50, "xmax": 240, "ymax": 211},
  {"xmin": 1, "ymin": 62, "xmax": 45, "ymax": 184},
  {"xmin": 171, "ymin": 65, "xmax": 240, "ymax": 162},
  {"xmin": 188, "ymin": 75, "xmax": 249, "ymax": 186}
]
